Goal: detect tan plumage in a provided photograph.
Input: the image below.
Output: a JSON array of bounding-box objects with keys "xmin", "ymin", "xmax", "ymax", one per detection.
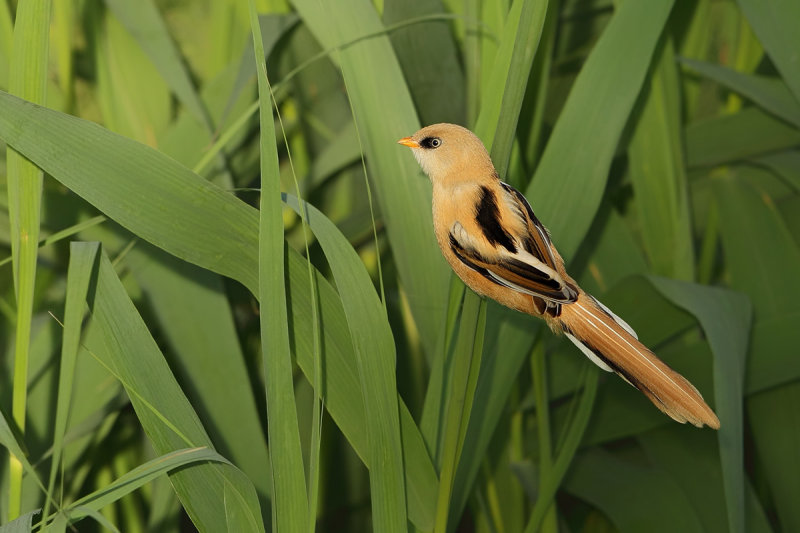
[{"xmin": 399, "ymin": 123, "xmax": 719, "ymax": 429}]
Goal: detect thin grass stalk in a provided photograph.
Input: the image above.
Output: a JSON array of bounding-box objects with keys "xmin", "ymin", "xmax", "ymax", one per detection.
[
  {"xmin": 524, "ymin": 366, "xmax": 598, "ymax": 533},
  {"xmin": 479, "ymin": 461, "xmax": 502, "ymax": 532},
  {"xmin": 272, "ymin": 54, "xmax": 324, "ymax": 533},
  {"xmin": 282, "ymin": 193, "xmax": 410, "ymax": 531},
  {"xmin": 523, "ymin": 0, "xmax": 559, "ymax": 171},
  {"xmin": 42, "ymin": 243, "xmax": 99, "ymax": 529},
  {"xmin": 530, "ymin": 338, "xmax": 557, "ymax": 533},
  {"xmin": 5, "ymin": 0, "xmax": 52, "ymax": 519},
  {"xmin": 256, "ymin": 38, "xmax": 324, "ymax": 527},
  {"xmin": 464, "ymin": 0, "xmax": 481, "ymax": 125},
  {"xmin": 52, "ymin": 0, "xmax": 74, "ymax": 110},
  {"xmin": 340, "ymin": 47, "xmax": 386, "ymax": 306},
  {"xmin": 433, "ymin": 293, "xmax": 487, "ymax": 533},
  {"xmin": 420, "ymin": 275, "xmax": 466, "ymax": 465},
  {"xmin": 455, "ymin": 300, "xmax": 487, "ymax": 462},
  {"xmin": 489, "ymin": 0, "xmax": 548, "ymax": 178},
  {"xmin": 0, "ymin": 2, "xmax": 11, "ymax": 60}
]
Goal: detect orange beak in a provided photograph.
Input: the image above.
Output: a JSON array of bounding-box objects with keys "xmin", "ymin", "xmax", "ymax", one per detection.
[{"xmin": 397, "ymin": 136, "xmax": 419, "ymax": 148}]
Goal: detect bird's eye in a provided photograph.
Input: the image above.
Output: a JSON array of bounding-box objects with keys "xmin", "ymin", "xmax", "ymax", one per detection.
[{"xmin": 421, "ymin": 137, "xmax": 442, "ymax": 149}]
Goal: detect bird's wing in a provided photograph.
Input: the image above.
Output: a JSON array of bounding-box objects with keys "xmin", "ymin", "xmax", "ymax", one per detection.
[
  {"xmin": 448, "ymin": 221, "xmax": 577, "ymax": 303},
  {"xmin": 500, "ymin": 182, "xmax": 559, "ymax": 270}
]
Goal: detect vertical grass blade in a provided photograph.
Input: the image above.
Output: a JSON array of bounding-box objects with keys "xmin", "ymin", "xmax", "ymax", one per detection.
[
  {"xmin": 419, "ymin": 276, "xmax": 466, "ymax": 464},
  {"xmin": 530, "ymin": 338, "xmax": 556, "ymax": 532},
  {"xmin": 0, "ymin": 1, "xmax": 12, "ymax": 89},
  {"xmin": 440, "ymin": 2, "xmax": 549, "ymax": 523},
  {"xmin": 628, "ymin": 37, "xmax": 695, "ymax": 280},
  {"xmin": 42, "ymin": 242, "xmax": 100, "ymax": 525},
  {"xmin": 525, "ymin": 0, "xmax": 675, "ymax": 261},
  {"xmin": 248, "ymin": 2, "xmax": 309, "ymax": 530},
  {"xmin": 450, "ymin": 306, "xmax": 539, "ymax": 522},
  {"xmin": 5, "ymin": 0, "xmax": 51, "ymax": 519},
  {"xmin": 474, "ymin": 0, "xmax": 548, "ymax": 177},
  {"xmin": 434, "ymin": 293, "xmax": 486, "ymax": 533},
  {"xmin": 283, "ymin": 193, "xmax": 408, "ymax": 531},
  {"xmin": 714, "ymin": 170, "xmax": 800, "ymax": 532},
  {"xmin": 524, "ymin": 366, "xmax": 599, "ymax": 533},
  {"xmin": 649, "ymin": 277, "xmax": 751, "ymax": 533}
]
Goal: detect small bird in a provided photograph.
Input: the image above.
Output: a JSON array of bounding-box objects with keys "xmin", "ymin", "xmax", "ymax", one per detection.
[{"xmin": 399, "ymin": 123, "xmax": 719, "ymax": 429}]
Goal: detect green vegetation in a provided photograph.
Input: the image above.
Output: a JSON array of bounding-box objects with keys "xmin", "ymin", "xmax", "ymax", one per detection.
[{"xmin": 0, "ymin": 0, "xmax": 798, "ymax": 531}]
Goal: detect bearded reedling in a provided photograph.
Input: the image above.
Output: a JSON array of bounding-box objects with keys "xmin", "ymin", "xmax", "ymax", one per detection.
[{"xmin": 398, "ymin": 123, "xmax": 719, "ymax": 429}]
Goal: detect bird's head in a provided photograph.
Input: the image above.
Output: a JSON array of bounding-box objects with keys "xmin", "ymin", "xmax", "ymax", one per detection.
[{"xmin": 398, "ymin": 123, "xmax": 495, "ymax": 186}]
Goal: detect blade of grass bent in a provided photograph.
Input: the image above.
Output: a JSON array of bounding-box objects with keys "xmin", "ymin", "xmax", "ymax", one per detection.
[
  {"xmin": 749, "ymin": 150, "xmax": 800, "ymax": 193},
  {"xmin": 85, "ymin": 248, "xmax": 265, "ymax": 532},
  {"xmin": 0, "ymin": 511, "xmax": 38, "ymax": 533},
  {"xmin": 680, "ymin": 58, "xmax": 800, "ymax": 128},
  {"xmin": 525, "ymin": 0, "xmax": 675, "ymax": 262},
  {"xmin": 64, "ymin": 447, "xmax": 228, "ymax": 522},
  {"xmin": 42, "ymin": 242, "xmax": 100, "ymax": 525},
  {"xmin": 0, "ymin": 90, "xmax": 260, "ymax": 290},
  {"xmin": 5, "ymin": 0, "xmax": 51, "ymax": 519},
  {"xmin": 249, "ymin": 4, "xmax": 309, "ymax": 531},
  {"xmin": 127, "ymin": 246, "xmax": 272, "ymax": 506},
  {"xmin": 648, "ymin": 277, "xmax": 752, "ymax": 533},
  {"xmin": 686, "ymin": 108, "xmax": 800, "ymax": 168},
  {"xmin": 284, "ymin": 193, "xmax": 407, "ymax": 531},
  {"xmin": 95, "ymin": 14, "xmax": 273, "ymax": 504}
]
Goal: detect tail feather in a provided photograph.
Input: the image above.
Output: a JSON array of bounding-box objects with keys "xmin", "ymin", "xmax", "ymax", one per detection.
[{"xmin": 560, "ymin": 294, "xmax": 720, "ymax": 429}]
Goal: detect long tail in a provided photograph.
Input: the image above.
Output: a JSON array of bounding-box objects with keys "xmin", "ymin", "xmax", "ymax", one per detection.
[{"xmin": 558, "ymin": 292, "xmax": 720, "ymax": 429}]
